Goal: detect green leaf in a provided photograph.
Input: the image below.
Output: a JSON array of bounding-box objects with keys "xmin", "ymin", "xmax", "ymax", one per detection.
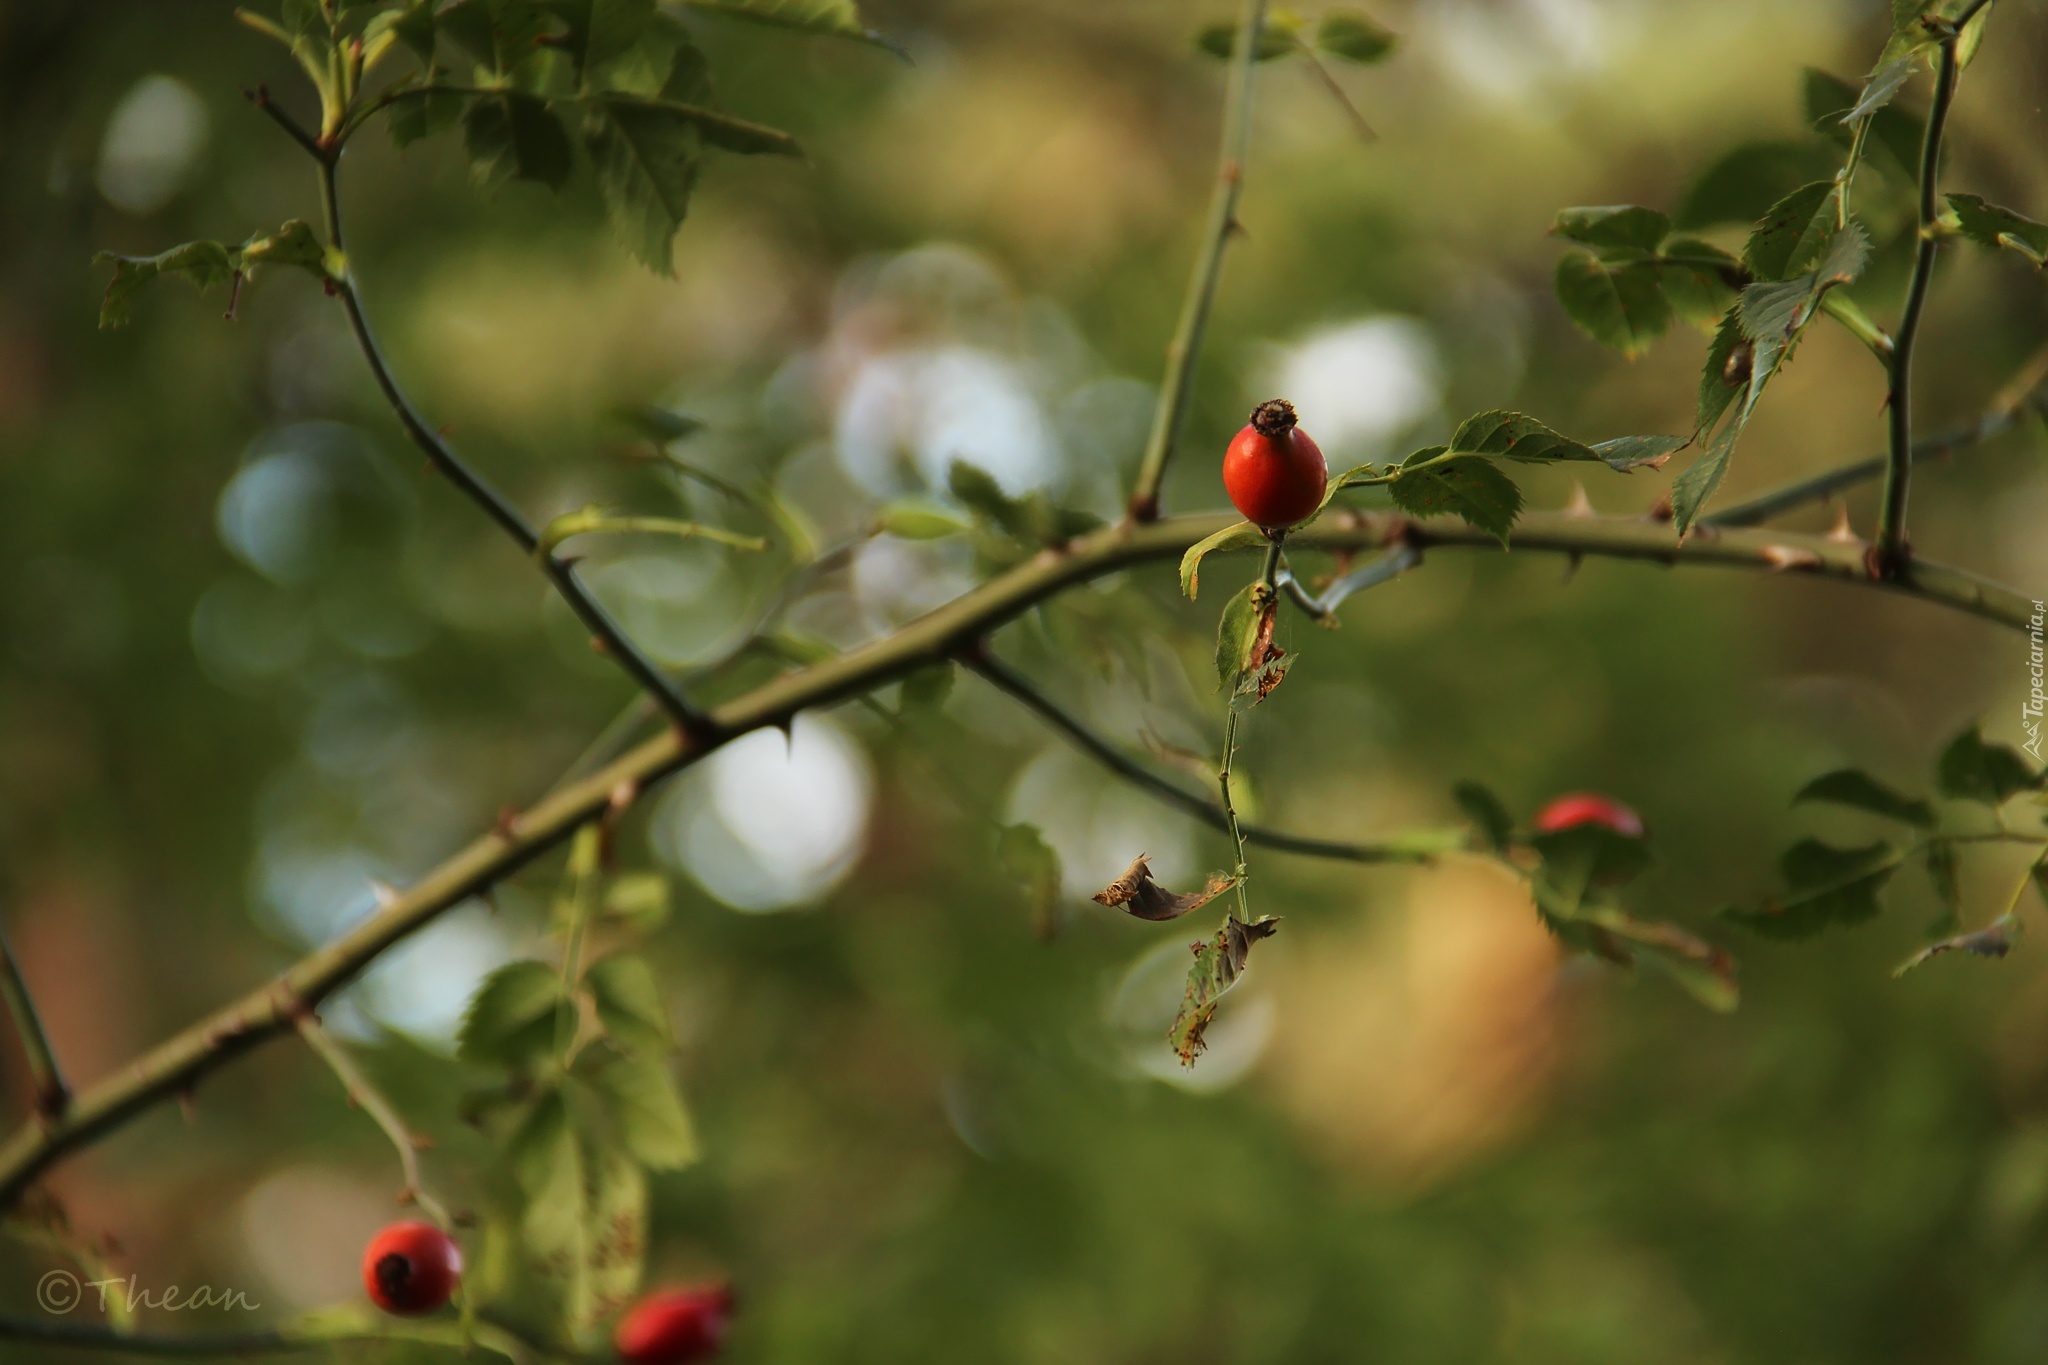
[
  {"xmin": 1793, "ymin": 769, "xmax": 1935, "ymax": 826},
  {"xmin": 1315, "ymin": 10, "xmax": 1396, "ymax": 63},
  {"xmin": 1655, "ymin": 238, "xmax": 1740, "ymax": 327},
  {"xmin": 540, "ymin": 0, "xmax": 656, "ymax": 88},
  {"xmin": 1894, "ymin": 914, "xmax": 2020, "ymax": 977},
  {"xmin": 584, "ymin": 953, "xmax": 670, "ymax": 1051},
  {"xmin": 1696, "ymin": 309, "xmax": 1747, "ymax": 435},
  {"xmin": 1452, "ymin": 780, "xmax": 1514, "ymax": 853},
  {"xmin": 1722, "ymin": 839, "xmax": 1899, "ymax": 940},
  {"xmin": 898, "ymin": 662, "xmax": 954, "ymax": 711},
  {"xmin": 1179, "ymin": 520, "xmax": 1264, "ymax": 598},
  {"xmin": 1577, "ymin": 907, "xmax": 1740, "ymax": 1013},
  {"xmin": 1675, "ymin": 140, "xmax": 1837, "ymax": 231},
  {"xmin": 1937, "ymin": 725, "xmax": 2044, "ymax": 804},
  {"xmin": 1551, "ymin": 204, "xmax": 1669, "ymax": 253},
  {"xmin": 600, "ymin": 873, "xmax": 671, "ymax": 932},
  {"xmin": 1195, "ymin": 14, "xmax": 1301, "ymax": 61},
  {"xmin": 1844, "ymin": 51, "xmax": 1922, "ymax": 122},
  {"xmin": 440, "ymin": 0, "xmax": 553, "ymax": 78},
  {"xmin": 458, "ymin": 961, "xmax": 564, "ymax": 1067},
  {"xmin": 464, "ymin": 92, "xmax": 575, "ymax": 190},
  {"xmin": 682, "ymin": 0, "xmax": 905, "ymax": 56},
  {"xmin": 503, "ymin": 1092, "xmax": 649, "ymax": 1336},
  {"xmin": 536, "ymin": 506, "xmax": 768, "ymax": 557},
  {"xmin": 1670, "ymin": 424, "xmax": 1737, "ymax": 538},
  {"xmin": 1589, "ymin": 434, "xmax": 1685, "ymax": 472},
  {"xmin": 1742, "ymin": 180, "xmax": 1840, "ymax": 282},
  {"xmin": 1554, "ymin": 250, "xmax": 1671, "ymax": 357},
  {"xmin": 1169, "ymin": 915, "xmax": 1280, "ymax": 1066},
  {"xmin": 386, "ymin": 0, "xmax": 439, "ymax": 63},
  {"xmin": 388, "ymin": 88, "xmax": 466, "ymax": 147},
  {"xmin": 1448, "ymin": 410, "xmax": 1600, "ymax": 464},
  {"xmin": 1739, "ymin": 224, "xmax": 1871, "ymax": 349},
  {"xmin": 996, "ymin": 823, "xmax": 1063, "ymax": 939},
  {"xmin": 1946, "ymin": 192, "xmax": 2048, "ymax": 268},
  {"xmin": 1387, "ymin": 449, "xmax": 1523, "ymax": 545},
  {"xmin": 1531, "ymin": 822, "xmax": 1652, "ymax": 908},
  {"xmin": 1924, "ymin": 837, "xmax": 1961, "ymax": 935},
  {"xmin": 878, "ymin": 501, "xmax": 970, "ymax": 540},
  {"xmin": 1803, "ymin": 67, "xmax": 1922, "ymax": 181},
  {"xmin": 580, "ymin": 1049, "xmax": 698, "ymax": 1169},
  {"xmin": 1214, "ymin": 581, "xmax": 1267, "ymax": 689},
  {"xmin": 93, "ymin": 241, "xmax": 235, "ymax": 329}
]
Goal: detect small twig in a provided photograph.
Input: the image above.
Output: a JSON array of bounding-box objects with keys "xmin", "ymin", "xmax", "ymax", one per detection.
[
  {"xmin": 292, "ymin": 1012, "xmax": 452, "ymax": 1229},
  {"xmin": 1275, "ymin": 542, "xmax": 1419, "ymax": 618},
  {"xmin": 243, "ymin": 86, "xmax": 329, "ymax": 163},
  {"xmin": 1875, "ymin": 25, "xmax": 1965, "ymax": 576},
  {"xmin": 1127, "ymin": 0, "xmax": 1270, "ymax": 522},
  {"xmin": 0, "ymin": 917, "xmax": 67, "ymax": 1122},
  {"xmin": 1294, "ymin": 41, "xmax": 1375, "ymax": 142}
]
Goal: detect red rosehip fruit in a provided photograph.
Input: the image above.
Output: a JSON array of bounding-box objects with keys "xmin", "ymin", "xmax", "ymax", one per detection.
[
  {"xmin": 1533, "ymin": 793, "xmax": 1645, "ymax": 840},
  {"xmin": 1223, "ymin": 399, "xmax": 1328, "ymax": 529},
  {"xmin": 362, "ymin": 1221, "xmax": 461, "ymax": 1317},
  {"xmin": 615, "ymin": 1285, "xmax": 736, "ymax": 1365}
]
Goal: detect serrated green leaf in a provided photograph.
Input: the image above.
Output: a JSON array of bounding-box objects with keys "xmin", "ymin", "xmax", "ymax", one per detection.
[
  {"xmin": 1804, "ymin": 67, "xmax": 1923, "ymax": 182},
  {"xmin": 1739, "ymin": 224, "xmax": 1871, "ymax": 347},
  {"xmin": 1315, "ymin": 10, "xmax": 1396, "ymax": 63},
  {"xmin": 503, "ymin": 1091, "xmax": 648, "ymax": 1336},
  {"xmin": 1937, "ymin": 725, "xmax": 2044, "ymax": 804},
  {"xmin": 1551, "ymin": 204, "xmax": 1670, "ymax": 253},
  {"xmin": 93, "ymin": 241, "xmax": 236, "ymax": 329},
  {"xmin": 1656, "ymin": 238, "xmax": 1740, "ymax": 327},
  {"xmin": 1449, "ymin": 410, "xmax": 1600, "ymax": 463},
  {"xmin": 1387, "ymin": 451, "xmax": 1522, "ymax": 544},
  {"xmin": 1696, "ymin": 309, "xmax": 1747, "ymax": 434},
  {"xmin": 1743, "ymin": 180, "xmax": 1840, "ymax": 281},
  {"xmin": 1722, "ymin": 839, "xmax": 1899, "ymax": 940},
  {"xmin": 388, "ymin": 88, "xmax": 466, "ymax": 147},
  {"xmin": 1179, "ymin": 520, "xmax": 1264, "ymax": 598},
  {"xmin": 440, "ymin": 0, "xmax": 553, "ymax": 77},
  {"xmin": 1793, "ymin": 769, "xmax": 1935, "ymax": 826},
  {"xmin": 1169, "ymin": 915, "xmax": 1280, "ymax": 1066},
  {"xmin": 458, "ymin": 961, "xmax": 564, "ymax": 1067},
  {"xmin": 1946, "ymin": 193, "xmax": 2048, "ymax": 267},
  {"xmin": 580, "ymin": 1049, "xmax": 697, "ymax": 1169},
  {"xmin": 1589, "ymin": 434, "xmax": 1686, "ymax": 472},
  {"xmin": 1675, "ymin": 140, "xmax": 1837, "ymax": 231},
  {"xmin": 465, "ymin": 92, "xmax": 574, "ymax": 191},
  {"xmin": 1670, "ymin": 422, "xmax": 1738, "ymax": 537},
  {"xmin": 1843, "ymin": 51, "xmax": 1921, "ymax": 122},
  {"xmin": 585, "ymin": 953, "xmax": 670, "ymax": 1051},
  {"xmin": 1894, "ymin": 914, "xmax": 2020, "ymax": 977},
  {"xmin": 541, "ymin": 0, "xmax": 656, "ymax": 88},
  {"xmin": 1554, "ymin": 250, "xmax": 1671, "ymax": 357},
  {"xmin": 1214, "ymin": 582, "xmax": 1265, "ymax": 689},
  {"xmin": 1452, "ymin": 780, "xmax": 1513, "ymax": 852}
]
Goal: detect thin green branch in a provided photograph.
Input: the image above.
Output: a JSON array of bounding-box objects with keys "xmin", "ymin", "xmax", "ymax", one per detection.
[
  {"xmin": 0, "ymin": 507, "xmax": 2031, "ymax": 1209},
  {"xmin": 0, "ymin": 919, "xmax": 67, "ymax": 1122},
  {"xmin": 1876, "ymin": 27, "xmax": 1964, "ymax": 575},
  {"xmin": 1216, "ymin": 536, "xmax": 1287, "ymax": 925},
  {"xmin": 962, "ymin": 647, "xmax": 1430, "ymax": 866},
  {"xmin": 292, "ymin": 1011, "xmax": 452, "ymax": 1230},
  {"xmin": 1127, "ymin": 0, "xmax": 1270, "ymax": 522},
  {"xmin": 313, "ymin": 160, "xmax": 715, "ymax": 739}
]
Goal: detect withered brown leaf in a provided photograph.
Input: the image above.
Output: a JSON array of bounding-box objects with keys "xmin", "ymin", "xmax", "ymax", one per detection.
[{"xmin": 1091, "ymin": 854, "xmax": 1239, "ymax": 922}]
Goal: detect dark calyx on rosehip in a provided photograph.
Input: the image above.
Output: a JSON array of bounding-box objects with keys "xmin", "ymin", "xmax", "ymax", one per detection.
[
  {"xmin": 1532, "ymin": 792, "xmax": 1645, "ymax": 840},
  {"xmin": 362, "ymin": 1221, "xmax": 462, "ymax": 1317},
  {"xmin": 1223, "ymin": 398, "xmax": 1328, "ymax": 530},
  {"xmin": 614, "ymin": 1283, "xmax": 737, "ymax": 1365}
]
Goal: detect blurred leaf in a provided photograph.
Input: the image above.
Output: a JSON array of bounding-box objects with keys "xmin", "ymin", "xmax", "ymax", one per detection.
[
  {"xmin": 465, "ymin": 92, "xmax": 575, "ymax": 190},
  {"xmin": 684, "ymin": 0, "xmax": 906, "ymax": 56},
  {"xmin": 1937, "ymin": 725, "xmax": 2044, "ymax": 804},
  {"xmin": 1924, "ymin": 837, "xmax": 1961, "ymax": 935},
  {"xmin": 459, "ymin": 961, "xmax": 564, "ymax": 1067},
  {"xmin": 1945, "ymin": 193, "xmax": 2048, "ymax": 268},
  {"xmin": 1804, "ymin": 67, "xmax": 1922, "ymax": 181},
  {"xmin": 505, "ymin": 1091, "xmax": 649, "ymax": 1335},
  {"xmin": 1532, "ymin": 821, "xmax": 1652, "ymax": 907},
  {"xmin": 1843, "ymin": 51, "xmax": 1921, "ymax": 122},
  {"xmin": 585, "ymin": 953, "xmax": 669, "ymax": 1050},
  {"xmin": 899, "ymin": 663, "xmax": 955, "ymax": 711},
  {"xmin": 600, "ymin": 873, "xmax": 671, "ymax": 933},
  {"xmin": 388, "ymin": 88, "xmax": 466, "ymax": 147},
  {"xmin": 1894, "ymin": 914, "xmax": 2020, "ymax": 977},
  {"xmin": 94, "ymin": 221, "xmax": 331, "ymax": 328},
  {"xmin": 1555, "ymin": 250, "xmax": 1670, "ymax": 356},
  {"xmin": 1449, "ymin": 410, "xmax": 1601, "ymax": 464},
  {"xmin": 441, "ymin": 0, "xmax": 554, "ymax": 78},
  {"xmin": 946, "ymin": 461, "xmax": 1101, "ymax": 550},
  {"xmin": 1675, "ymin": 140, "xmax": 1836, "ymax": 230},
  {"xmin": 541, "ymin": 0, "xmax": 656, "ymax": 88},
  {"xmin": 1723, "ymin": 839, "xmax": 1899, "ymax": 940},
  {"xmin": 1656, "ymin": 238, "xmax": 1740, "ymax": 327},
  {"xmin": 581, "ymin": 93, "xmax": 701, "ymax": 272},
  {"xmin": 1195, "ymin": 13, "xmax": 1300, "ymax": 61},
  {"xmin": 1315, "ymin": 10, "xmax": 1396, "ymax": 63},
  {"xmin": 580, "ymin": 1048, "xmax": 697, "ymax": 1169},
  {"xmin": 1180, "ymin": 521, "xmax": 1264, "ymax": 598},
  {"xmin": 1387, "ymin": 448, "xmax": 1522, "ymax": 545},
  {"xmin": 1743, "ymin": 181, "xmax": 1841, "ymax": 282},
  {"xmin": 1170, "ymin": 915, "xmax": 1279, "ymax": 1066},
  {"xmin": 1580, "ymin": 906, "xmax": 1740, "ymax": 1012},
  {"xmin": 1453, "ymin": 780, "xmax": 1514, "ymax": 852},
  {"xmin": 1590, "ymin": 435, "xmax": 1686, "ymax": 472},
  {"xmin": 1091, "ymin": 854, "xmax": 1238, "ymax": 923},
  {"xmin": 1551, "ymin": 204, "xmax": 1669, "ymax": 253},
  {"xmin": 616, "ymin": 404, "xmax": 706, "ymax": 442},
  {"xmin": 536, "ymin": 506, "xmax": 768, "ymax": 557},
  {"xmin": 384, "ymin": 0, "xmax": 439, "ymax": 64},
  {"xmin": 996, "ymin": 823, "xmax": 1063, "ymax": 939},
  {"xmin": 1794, "ymin": 768, "xmax": 1935, "ymax": 827},
  {"xmin": 879, "ymin": 502, "xmax": 970, "ymax": 540}
]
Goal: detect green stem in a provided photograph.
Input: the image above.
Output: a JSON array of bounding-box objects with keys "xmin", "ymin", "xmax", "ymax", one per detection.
[
  {"xmin": 1876, "ymin": 30, "xmax": 1963, "ymax": 575},
  {"xmin": 292, "ymin": 1012, "xmax": 451, "ymax": 1229},
  {"xmin": 0, "ymin": 508, "xmax": 2032, "ymax": 1209},
  {"xmin": 1217, "ymin": 537, "xmax": 1287, "ymax": 924},
  {"xmin": 0, "ymin": 919, "xmax": 67, "ymax": 1122},
  {"xmin": 1127, "ymin": 0, "xmax": 1270, "ymax": 522}
]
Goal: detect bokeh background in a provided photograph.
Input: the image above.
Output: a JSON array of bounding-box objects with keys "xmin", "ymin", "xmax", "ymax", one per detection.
[{"xmin": 3, "ymin": 0, "xmax": 2048, "ymax": 1359}]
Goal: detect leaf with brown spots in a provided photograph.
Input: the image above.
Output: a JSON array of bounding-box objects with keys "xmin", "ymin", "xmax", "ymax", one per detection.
[
  {"xmin": 1092, "ymin": 855, "xmax": 1239, "ymax": 923},
  {"xmin": 1169, "ymin": 915, "xmax": 1281, "ymax": 1065}
]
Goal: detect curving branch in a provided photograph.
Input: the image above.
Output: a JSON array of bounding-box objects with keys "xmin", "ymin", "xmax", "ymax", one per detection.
[
  {"xmin": 0, "ymin": 915, "xmax": 67, "ymax": 1121},
  {"xmin": 292, "ymin": 1011, "xmax": 451, "ymax": 1229},
  {"xmin": 962, "ymin": 646, "xmax": 1436, "ymax": 865},
  {"xmin": 1127, "ymin": 0, "xmax": 1271, "ymax": 522},
  {"xmin": 0, "ymin": 506, "xmax": 2030, "ymax": 1206}
]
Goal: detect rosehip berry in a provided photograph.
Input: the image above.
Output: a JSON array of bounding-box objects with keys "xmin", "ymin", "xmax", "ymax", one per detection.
[
  {"xmin": 1223, "ymin": 399, "xmax": 1328, "ymax": 529},
  {"xmin": 362, "ymin": 1221, "xmax": 461, "ymax": 1317},
  {"xmin": 615, "ymin": 1284, "xmax": 736, "ymax": 1365},
  {"xmin": 1533, "ymin": 793, "xmax": 1645, "ymax": 839}
]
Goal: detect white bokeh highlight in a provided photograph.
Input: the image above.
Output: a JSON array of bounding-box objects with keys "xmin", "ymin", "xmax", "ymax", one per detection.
[
  {"xmin": 1268, "ymin": 317, "xmax": 1443, "ymax": 458},
  {"xmin": 97, "ymin": 75, "xmax": 209, "ymax": 214}
]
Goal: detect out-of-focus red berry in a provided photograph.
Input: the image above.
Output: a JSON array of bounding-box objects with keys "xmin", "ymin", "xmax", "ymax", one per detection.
[
  {"xmin": 615, "ymin": 1284, "xmax": 736, "ymax": 1365},
  {"xmin": 1532, "ymin": 793, "xmax": 1645, "ymax": 839},
  {"xmin": 362, "ymin": 1221, "xmax": 461, "ymax": 1316}
]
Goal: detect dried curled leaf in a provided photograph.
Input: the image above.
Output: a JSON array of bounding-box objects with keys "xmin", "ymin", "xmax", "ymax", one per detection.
[
  {"xmin": 1170, "ymin": 915, "xmax": 1280, "ymax": 1065},
  {"xmin": 1092, "ymin": 854, "xmax": 1238, "ymax": 923},
  {"xmin": 1893, "ymin": 915, "xmax": 2021, "ymax": 977}
]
